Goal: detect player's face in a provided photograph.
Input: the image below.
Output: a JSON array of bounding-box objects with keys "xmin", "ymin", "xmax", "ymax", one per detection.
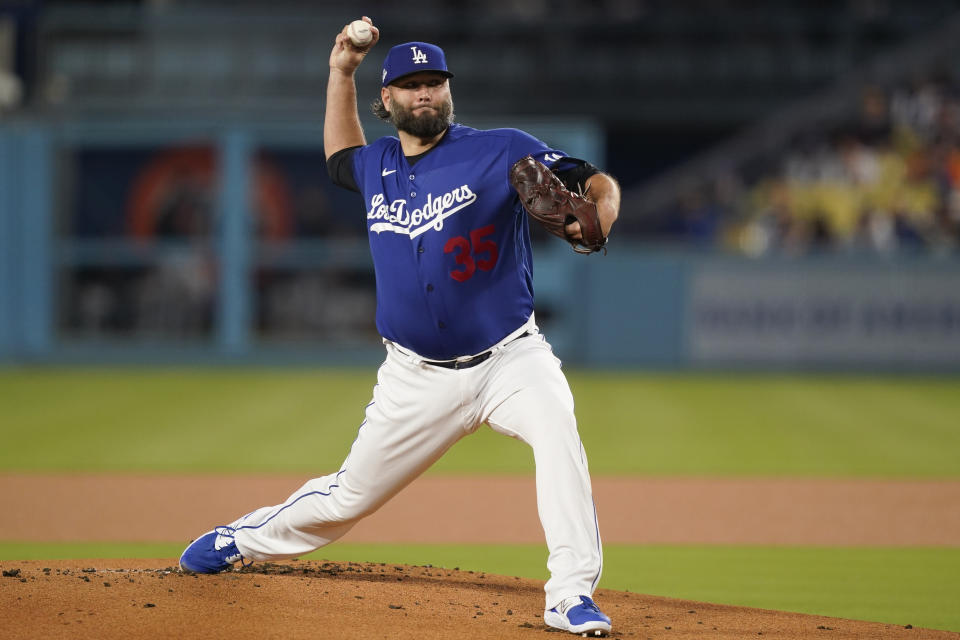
[{"xmin": 383, "ymin": 72, "xmax": 454, "ymax": 138}]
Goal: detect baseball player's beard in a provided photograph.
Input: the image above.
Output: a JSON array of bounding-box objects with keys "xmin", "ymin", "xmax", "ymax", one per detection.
[{"xmin": 391, "ymin": 97, "xmax": 454, "ymax": 139}]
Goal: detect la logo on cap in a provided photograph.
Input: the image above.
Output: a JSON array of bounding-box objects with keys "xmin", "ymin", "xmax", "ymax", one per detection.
[
  {"xmin": 410, "ymin": 46, "xmax": 428, "ymax": 64},
  {"xmin": 381, "ymin": 42, "xmax": 453, "ymax": 87}
]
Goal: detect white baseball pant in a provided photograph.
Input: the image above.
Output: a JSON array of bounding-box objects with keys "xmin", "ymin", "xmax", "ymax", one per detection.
[{"xmin": 227, "ymin": 328, "xmax": 603, "ymax": 609}]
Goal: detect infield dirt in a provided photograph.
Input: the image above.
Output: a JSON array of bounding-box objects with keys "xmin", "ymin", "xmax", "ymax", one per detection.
[
  {"xmin": 2, "ymin": 474, "xmax": 959, "ymax": 639},
  {"xmin": 3, "ymin": 474, "xmax": 959, "ymax": 545}
]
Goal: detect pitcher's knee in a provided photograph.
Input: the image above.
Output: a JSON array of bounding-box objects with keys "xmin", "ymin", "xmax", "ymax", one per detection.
[
  {"xmin": 534, "ymin": 401, "xmax": 577, "ymax": 430},
  {"xmin": 298, "ymin": 477, "xmax": 382, "ymax": 524},
  {"xmin": 321, "ymin": 488, "xmax": 382, "ymax": 523},
  {"xmin": 519, "ymin": 414, "xmax": 581, "ymax": 453}
]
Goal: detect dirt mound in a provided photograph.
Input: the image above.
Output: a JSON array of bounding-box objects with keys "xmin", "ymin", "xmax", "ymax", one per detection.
[{"xmin": 1, "ymin": 559, "xmax": 955, "ymax": 639}]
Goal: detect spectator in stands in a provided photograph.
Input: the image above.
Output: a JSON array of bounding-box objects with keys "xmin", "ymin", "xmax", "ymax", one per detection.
[{"xmin": 709, "ymin": 75, "xmax": 960, "ymax": 256}]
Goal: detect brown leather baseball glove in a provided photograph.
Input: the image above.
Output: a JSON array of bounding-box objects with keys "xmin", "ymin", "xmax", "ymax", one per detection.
[{"xmin": 509, "ymin": 155, "xmax": 607, "ymax": 254}]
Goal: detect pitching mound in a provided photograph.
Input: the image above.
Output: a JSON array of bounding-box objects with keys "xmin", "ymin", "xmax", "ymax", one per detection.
[{"xmin": 1, "ymin": 560, "xmax": 955, "ymax": 639}]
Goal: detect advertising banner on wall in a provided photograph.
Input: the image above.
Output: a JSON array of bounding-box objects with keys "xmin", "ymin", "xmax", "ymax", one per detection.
[{"xmin": 688, "ymin": 266, "xmax": 960, "ymax": 366}]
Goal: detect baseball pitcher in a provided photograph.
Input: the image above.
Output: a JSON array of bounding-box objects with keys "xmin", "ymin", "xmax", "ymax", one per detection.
[{"xmin": 179, "ymin": 16, "xmax": 621, "ymax": 637}]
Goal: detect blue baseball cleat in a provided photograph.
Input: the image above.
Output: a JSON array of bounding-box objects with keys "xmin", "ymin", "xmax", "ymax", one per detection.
[
  {"xmin": 544, "ymin": 595, "xmax": 612, "ymax": 637},
  {"xmin": 178, "ymin": 526, "xmax": 247, "ymax": 573}
]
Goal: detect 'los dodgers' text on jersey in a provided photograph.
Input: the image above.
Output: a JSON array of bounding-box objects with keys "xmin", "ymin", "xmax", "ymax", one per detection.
[{"xmin": 367, "ymin": 184, "xmax": 477, "ymax": 238}]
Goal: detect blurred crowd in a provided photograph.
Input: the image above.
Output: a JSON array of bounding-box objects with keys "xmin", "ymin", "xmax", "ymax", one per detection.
[{"xmin": 650, "ymin": 76, "xmax": 960, "ymax": 256}]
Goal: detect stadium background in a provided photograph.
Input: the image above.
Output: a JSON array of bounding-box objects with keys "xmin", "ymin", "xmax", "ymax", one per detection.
[{"xmin": 1, "ymin": 0, "xmax": 959, "ymax": 634}]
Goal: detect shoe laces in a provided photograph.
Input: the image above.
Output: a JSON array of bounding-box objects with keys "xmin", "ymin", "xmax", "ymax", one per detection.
[
  {"xmin": 213, "ymin": 526, "xmax": 250, "ymax": 566},
  {"xmin": 558, "ymin": 596, "xmax": 589, "ymax": 614},
  {"xmin": 581, "ymin": 599, "xmax": 602, "ymax": 614},
  {"xmin": 213, "ymin": 526, "xmax": 237, "ymax": 549}
]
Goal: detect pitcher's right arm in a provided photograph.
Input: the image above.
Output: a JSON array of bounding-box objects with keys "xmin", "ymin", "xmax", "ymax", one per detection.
[{"xmin": 324, "ymin": 16, "xmax": 379, "ymax": 160}]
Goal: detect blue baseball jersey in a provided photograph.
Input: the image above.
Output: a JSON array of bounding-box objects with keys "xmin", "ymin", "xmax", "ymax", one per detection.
[{"xmin": 349, "ymin": 123, "xmax": 568, "ymax": 360}]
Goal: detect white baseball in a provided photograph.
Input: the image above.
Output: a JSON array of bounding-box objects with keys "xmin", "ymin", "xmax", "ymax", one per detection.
[{"xmin": 347, "ymin": 20, "xmax": 373, "ymax": 47}]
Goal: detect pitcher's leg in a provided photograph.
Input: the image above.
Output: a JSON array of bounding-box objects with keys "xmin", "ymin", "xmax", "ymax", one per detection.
[
  {"xmin": 483, "ymin": 338, "xmax": 603, "ymax": 608},
  {"xmin": 216, "ymin": 352, "xmax": 467, "ymax": 563}
]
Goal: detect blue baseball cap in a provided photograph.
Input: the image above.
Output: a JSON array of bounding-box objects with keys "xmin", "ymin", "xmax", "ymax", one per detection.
[{"xmin": 381, "ymin": 42, "xmax": 454, "ymax": 87}]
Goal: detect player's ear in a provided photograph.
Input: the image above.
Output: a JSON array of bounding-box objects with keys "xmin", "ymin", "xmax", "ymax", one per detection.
[{"xmin": 381, "ymin": 87, "xmax": 391, "ymax": 111}]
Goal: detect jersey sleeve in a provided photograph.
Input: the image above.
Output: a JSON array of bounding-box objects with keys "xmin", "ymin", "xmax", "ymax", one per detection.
[
  {"xmin": 505, "ymin": 128, "xmax": 568, "ymax": 168},
  {"xmin": 504, "ymin": 129, "xmax": 601, "ymax": 193}
]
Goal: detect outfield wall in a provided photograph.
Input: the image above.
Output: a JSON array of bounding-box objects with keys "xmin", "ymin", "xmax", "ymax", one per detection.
[
  {"xmin": 538, "ymin": 247, "xmax": 960, "ymax": 370},
  {"xmin": 2, "ymin": 120, "xmax": 959, "ymax": 371}
]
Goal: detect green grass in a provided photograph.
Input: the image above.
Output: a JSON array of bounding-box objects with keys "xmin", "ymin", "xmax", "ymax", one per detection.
[
  {"xmin": 1, "ymin": 368, "xmax": 958, "ymax": 476},
  {"xmin": 0, "ymin": 369, "xmax": 374, "ymax": 473},
  {"xmin": 0, "ymin": 542, "xmax": 185, "ymax": 562},
  {"xmin": 3, "ymin": 369, "xmax": 957, "ymax": 631},
  {"xmin": 2, "ymin": 542, "xmax": 957, "ymax": 632}
]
